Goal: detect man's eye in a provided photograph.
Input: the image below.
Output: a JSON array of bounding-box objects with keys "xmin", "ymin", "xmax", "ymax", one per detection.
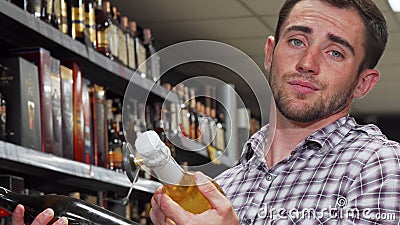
[
  {"xmin": 290, "ymin": 39, "xmax": 303, "ymax": 46},
  {"xmin": 330, "ymin": 50, "xmax": 343, "ymax": 58}
]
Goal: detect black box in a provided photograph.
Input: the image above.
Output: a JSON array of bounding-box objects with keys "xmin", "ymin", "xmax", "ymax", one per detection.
[{"xmin": 0, "ymin": 57, "xmax": 42, "ymax": 151}]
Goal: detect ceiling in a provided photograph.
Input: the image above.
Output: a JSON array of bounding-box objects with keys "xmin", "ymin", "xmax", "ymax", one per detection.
[{"xmin": 111, "ymin": 0, "xmax": 400, "ymax": 120}]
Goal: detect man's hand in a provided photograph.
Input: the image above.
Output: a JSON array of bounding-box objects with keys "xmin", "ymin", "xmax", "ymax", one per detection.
[
  {"xmin": 12, "ymin": 204, "xmax": 68, "ymax": 225},
  {"xmin": 150, "ymin": 172, "xmax": 239, "ymax": 225}
]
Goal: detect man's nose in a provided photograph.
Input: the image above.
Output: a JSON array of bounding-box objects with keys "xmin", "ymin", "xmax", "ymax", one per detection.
[{"xmin": 295, "ymin": 48, "xmax": 320, "ymax": 75}]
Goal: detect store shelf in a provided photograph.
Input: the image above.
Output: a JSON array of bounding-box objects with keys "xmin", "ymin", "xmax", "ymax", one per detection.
[
  {"xmin": 0, "ymin": 0, "xmax": 178, "ymax": 102},
  {"xmin": 0, "ymin": 141, "xmax": 160, "ymax": 194}
]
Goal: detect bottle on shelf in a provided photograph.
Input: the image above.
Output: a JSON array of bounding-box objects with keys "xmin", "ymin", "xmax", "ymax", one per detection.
[
  {"xmin": 134, "ymin": 130, "xmax": 224, "ymax": 214},
  {"xmin": 94, "ymin": 0, "xmax": 111, "ymax": 58},
  {"xmin": 28, "ymin": 0, "xmax": 42, "ymax": 18},
  {"xmin": 106, "ymin": 99, "xmax": 123, "ymax": 172},
  {"xmin": 59, "ymin": 0, "xmax": 68, "ymax": 34},
  {"xmin": 0, "ymin": 92, "xmax": 6, "ymax": 141},
  {"xmin": 133, "ymin": 25, "xmax": 147, "ymax": 77},
  {"xmin": 67, "ymin": 0, "xmax": 85, "ymax": 43},
  {"xmin": 188, "ymin": 88, "xmax": 199, "ymax": 141},
  {"xmin": 42, "ymin": 0, "xmax": 57, "ymax": 27},
  {"xmin": 126, "ymin": 21, "xmax": 137, "ymax": 70},
  {"xmin": 108, "ymin": 4, "xmax": 119, "ymax": 62},
  {"xmin": 143, "ymin": 28, "xmax": 160, "ymax": 84},
  {"xmin": 118, "ymin": 15, "xmax": 128, "ymax": 66},
  {"xmin": 0, "ymin": 187, "xmax": 139, "ymax": 225},
  {"xmin": 84, "ymin": 0, "xmax": 96, "ymax": 48}
]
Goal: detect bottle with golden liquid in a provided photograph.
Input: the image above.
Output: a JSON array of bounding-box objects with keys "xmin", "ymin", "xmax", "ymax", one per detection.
[{"xmin": 134, "ymin": 130, "xmax": 224, "ymax": 214}]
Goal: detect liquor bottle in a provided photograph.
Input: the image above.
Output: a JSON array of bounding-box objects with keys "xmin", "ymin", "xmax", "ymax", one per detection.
[
  {"xmin": 68, "ymin": 0, "xmax": 85, "ymax": 43},
  {"xmin": 27, "ymin": 0, "xmax": 42, "ymax": 18},
  {"xmin": 196, "ymin": 102, "xmax": 203, "ymax": 144},
  {"xmin": 94, "ymin": 0, "xmax": 111, "ymax": 58},
  {"xmin": 118, "ymin": 15, "xmax": 128, "ymax": 66},
  {"xmin": 215, "ymin": 112, "xmax": 226, "ymax": 150},
  {"xmin": 84, "ymin": 0, "xmax": 96, "ymax": 48},
  {"xmin": 52, "ymin": 0, "xmax": 61, "ymax": 28},
  {"xmin": 59, "ymin": 0, "xmax": 68, "ymax": 34},
  {"xmin": 0, "ymin": 92, "xmax": 6, "ymax": 141},
  {"xmin": 127, "ymin": 21, "xmax": 137, "ymax": 70},
  {"xmin": 106, "ymin": 99, "xmax": 122, "ymax": 171},
  {"xmin": 143, "ymin": 28, "xmax": 160, "ymax": 84},
  {"xmin": 134, "ymin": 131, "xmax": 224, "ymax": 214},
  {"xmin": 42, "ymin": 0, "xmax": 57, "ymax": 27},
  {"xmin": 188, "ymin": 88, "xmax": 199, "ymax": 140},
  {"xmin": 108, "ymin": 4, "xmax": 119, "ymax": 62},
  {"xmin": 0, "ymin": 187, "xmax": 139, "ymax": 225},
  {"xmin": 135, "ymin": 25, "xmax": 147, "ymax": 76}
]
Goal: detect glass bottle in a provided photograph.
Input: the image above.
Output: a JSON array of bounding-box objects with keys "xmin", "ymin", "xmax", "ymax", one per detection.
[
  {"xmin": 143, "ymin": 28, "xmax": 160, "ymax": 84},
  {"xmin": 0, "ymin": 92, "xmax": 6, "ymax": 141},
  {"xmin": 68, "ymin": 0, "xmax": 85, "ymax": 43},
  {"xmin": 134, "ymin": 131, "xmax": 224, "ymax": 214},
  {"xmin": 94, "ymin": 0, "xmax": 111, "ymax": 58},
  {"xmin": 84, "ymin": 0, "xmax": 96, "ymax": 48},
  {"xmin": 0, "ymin": 187, "xmax": 138, "ymax": 225}
]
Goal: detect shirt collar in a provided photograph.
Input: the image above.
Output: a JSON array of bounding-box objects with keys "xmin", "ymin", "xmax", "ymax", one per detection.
[{"xmin": 239, "ymin": 116, "xmax": 358, "ymax": 167}]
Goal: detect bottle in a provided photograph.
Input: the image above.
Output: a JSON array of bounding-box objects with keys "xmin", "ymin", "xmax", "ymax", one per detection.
[
  {"xmin": 0, "ymin": 92, "xmax": 6, "ymax": 141},
  {"xmin": 68, "ymin": 0, "xmax": 85, "ymax": 43},
  {"xmin": 143, "ymin": 28, "xmax": 160, "ymax": 84},
  {"xmin": 94, "ymin": 0, "xmax": 111, "ymax": 58},
  {"xmin": 84, "ymin": 0, "xmax": 96, "ymax": 48},
  {"xmin": 27, "ymin": 0, "xmax": 42, "ymax": 18},
  {"xmin": 118, "ymin": 15, "xmax": 128, "ymax": 66},
  {"xmin": 108, "ymin": 4, "xmax": 119, "ymax": 62},
  {"xmin": 0, "ymin": 187, "xmax": 138, "ymax": 225},
  {"xmin": 134, "ymin": 130, "xmax": 224, "ymax": 214},
  {"xmin": 127, "ymin": 21, "xmax": 137, "ymax": 70},
  {"xmin": 188, "ymin": 88, "xmax": 199, "ymax": 140},
  {"xmin": 59, "ymin": 0, "xmax": 68, "ymax": 34}
]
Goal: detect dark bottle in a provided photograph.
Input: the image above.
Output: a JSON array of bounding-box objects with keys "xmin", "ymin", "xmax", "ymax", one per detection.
[
  {"xmin": 0, "ymin": 187, "xmax": 138, "ymax": 225},
  {"xmin": 188, "ymin": 88, "xmax": 199, "ymax": 140},
  {"xmin": 0, "ymin": 92, "xmax": 6, "ymax": 141},
  {"xmin": 143, "ymin": 28, "xmax": 160, "ymax": 84},
  {"xmin": 27, "ymin": 0, "xmax": 42, "ymax": 18},
  {"xmin": 67, "ymin": 0, "xmax": 85, "ymax": 43},
  {"xmin": 94, "ymin": 0, "xmax": 112, "ymax": 58},
  {"xmin": 127, "ymin": 21, "xmax": 137, "ymax": 70}
]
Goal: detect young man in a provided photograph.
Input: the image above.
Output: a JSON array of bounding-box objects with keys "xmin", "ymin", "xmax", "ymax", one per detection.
[{"xmin": 150, "ymin": 0, "xmax": 400, "ymax": 224}]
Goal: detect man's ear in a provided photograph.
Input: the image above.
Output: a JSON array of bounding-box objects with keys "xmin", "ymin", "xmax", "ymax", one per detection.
[
  {"xmin": 353, "ymin": 69, "xmax": 380, "ymax": 99},
  {"xmin": 264, "ymin": 36, "xmax": 276, "ymax": 73}
]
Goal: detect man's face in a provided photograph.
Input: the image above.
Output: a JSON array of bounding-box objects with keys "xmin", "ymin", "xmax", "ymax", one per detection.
[{"xmin": 267, "ymin": 0, "xmax": 366, "ymax": 123}]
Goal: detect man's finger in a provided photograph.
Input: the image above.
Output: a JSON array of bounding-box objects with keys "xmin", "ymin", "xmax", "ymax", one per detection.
[
  {"xmin": 193, "ymin": 172, "xmax": 229, "ymax": 211},
  {"xmin": 12, "ymin": 204, "xmax": 25, "ymax": 225},
  {"xmin": 31, "ymin": 208, "xmax": 55, "ymax": 225},
  {"xmin": 156, "ymin": 192, "xmax": 190, "ymax": 225}
]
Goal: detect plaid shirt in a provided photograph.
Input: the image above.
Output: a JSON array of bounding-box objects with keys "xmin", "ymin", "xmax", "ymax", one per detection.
[{"xmin": 215, "ymin": 116, "xmax": 400, "ymax": 225}]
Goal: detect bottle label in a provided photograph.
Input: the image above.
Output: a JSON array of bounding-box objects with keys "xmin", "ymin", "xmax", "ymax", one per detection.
[{"xmin": 97, "ymin": 29, "xmax": 110, "ymax": 48}]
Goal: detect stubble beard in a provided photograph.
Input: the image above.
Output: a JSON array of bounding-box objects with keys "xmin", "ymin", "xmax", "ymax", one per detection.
[{"xmin": 268, "ymin": 69, "xmax": 358, "ymax": 123}]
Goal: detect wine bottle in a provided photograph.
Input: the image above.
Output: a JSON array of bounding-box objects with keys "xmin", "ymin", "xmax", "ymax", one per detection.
[
  {"xmin": 94, "ymin": 0, "xmax": 111, "ymax": 58},
  {"xmin": 134, "ymin": 130, "xmax": 224, "ymax": 214},
  {"xmin": 0, "ymin": 92, "xmax": 6, "ymax": 141},
  {"xmin": 0, "ymin": 187, "xmax": 139, "ymax": 225}
]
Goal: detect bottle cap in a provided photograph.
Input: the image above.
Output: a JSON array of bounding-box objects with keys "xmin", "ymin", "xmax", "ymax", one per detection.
[{"xmin": 135, "ymin": 130, "xmax": 161, "ymax": 155}]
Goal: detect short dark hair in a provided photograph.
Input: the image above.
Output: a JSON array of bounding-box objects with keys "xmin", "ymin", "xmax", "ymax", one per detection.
[{"xmin": 274, "ymin": 0, "xmax": 388, "ymax": 73}]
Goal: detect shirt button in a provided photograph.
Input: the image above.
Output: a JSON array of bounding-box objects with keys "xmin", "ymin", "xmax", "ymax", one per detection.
[{"xmin": 266, "ymin": 174, "xmax": 273, "ymax": 181}]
